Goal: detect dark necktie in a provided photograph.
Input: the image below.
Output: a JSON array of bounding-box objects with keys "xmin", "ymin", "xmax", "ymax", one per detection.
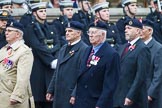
[
  {"xmin": 121, "ymin": 43, "xmax": 131, "ymax": 58},
  {"xmin": 7, "ymin": 46, "xmax": 12, "ymax": 51},
  {"xmin": 87, "ymin": 49, "xmax": 94, "ymax": 67}
]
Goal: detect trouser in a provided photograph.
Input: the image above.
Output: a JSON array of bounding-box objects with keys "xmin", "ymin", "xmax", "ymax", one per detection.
[{"xmin": 35, "ymin": 101, "xmax": 52, "ymax": 108}]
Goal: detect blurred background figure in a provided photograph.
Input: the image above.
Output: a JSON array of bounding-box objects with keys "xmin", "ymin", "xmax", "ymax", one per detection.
[
  {"xmin": 0, "ymin": 9, "xmax": 10, "ymax": 49},
  {"xmin": 19, "ymin": 0, "xmax": 41, "ymax": 28},
  {"xmin": 72, "ymin": 0, "xmax": 95, "ymax": 45},
  {"xmin": 11, "ymin": 0, "xmax": 27, "ymax": 9},
  {"xmin": 146, "ymin": 0, "xmax": 162, "ymax": 44},
  {"xmin": 116, "ymin": 0, "xmax": 138, "ymax": 44},
  {"xmin": 0, "ymin": 0, "xmax": 12, "ymax": 12},
  {"xmin": 50, "ymin": 0, "xmax": 74, "ymax": 46},
  {"xmin": 47, "ymin": 0, "xmax": 59, "ymax": 8}
]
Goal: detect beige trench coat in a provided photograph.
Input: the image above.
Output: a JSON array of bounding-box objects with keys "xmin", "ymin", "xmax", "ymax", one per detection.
[{"xmin": 0, "ymin": 40, "xmax": 34, "ymax": 108}]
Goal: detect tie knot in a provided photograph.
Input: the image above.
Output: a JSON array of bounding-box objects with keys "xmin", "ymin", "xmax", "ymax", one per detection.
[
  {"xmin": 7, "ymin": 46, "xmax": 12, "ymax": 51},
  {"xmin": 91, "ymin": 49, "xmax": 94, "ymax": 54},
  {"xmin": 127, "ymin": 43, "xmax": 131, "ymax": 47}
]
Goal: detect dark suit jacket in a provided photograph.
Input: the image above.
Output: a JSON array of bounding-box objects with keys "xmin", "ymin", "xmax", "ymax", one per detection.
[
  {"xmin": 47, "ymin": 40, "xmax": 88, "ymax": 108},
  {"xmin": 74, "ymin": 42, "xmax": 120, "ymax": 108},
  {"xmin": 146, "ymin": 38, "xmax": 162, "ymax": 108},
  {"xmin": 114, "ymin": 39, "xmax": 151, "ymax": 108}
]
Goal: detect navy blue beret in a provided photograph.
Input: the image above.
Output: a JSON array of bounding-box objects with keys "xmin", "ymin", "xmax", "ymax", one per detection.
[
  {"xmin": 67, "ymin": 21, "xmax": 84, "ymax": 31},
  {"xmin": 142, "ymin": 19, "xmax": 154, "ymax": 28},
  {"xmin": 125, "ymin": 18, "xmax": 143, "ymax": 29},
  {"xmin": 7, "ymin": 20, "xmax": 24, "ymax": 32},
  {"xmin": 89, "ymin": 21, "xmax": 108, "ymax": 30}
]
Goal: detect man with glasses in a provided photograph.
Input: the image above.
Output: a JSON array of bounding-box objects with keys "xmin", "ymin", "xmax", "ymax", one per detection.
[
  {"xmin": 70, "ymin": 21, "xmax": 120, "ymax": 108},
  {"xmin": 92, "ymin": 2, "xmax": 122, "ymax": 47},
  {"xmin": 0, "ymin": 20, "xmax": 34, "ymax": 108},
  {"xmin": 46, "ymin": 21, "xmax": 88, "ymax": 108}
]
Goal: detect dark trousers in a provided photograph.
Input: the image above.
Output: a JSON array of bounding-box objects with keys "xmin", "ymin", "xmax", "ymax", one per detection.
[{"xmin": 35, "ymin": 101, "xmax": 52, "ymax": 108}]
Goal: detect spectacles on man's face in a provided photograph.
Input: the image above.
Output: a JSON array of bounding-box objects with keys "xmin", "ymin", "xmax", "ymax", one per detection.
[{"xmin": 5, "ymin": 29, "xmax": 18, "ymax": 33}]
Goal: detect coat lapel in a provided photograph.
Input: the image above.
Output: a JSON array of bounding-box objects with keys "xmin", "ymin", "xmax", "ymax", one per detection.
[
  {"xmin": 0, "ymin": 40, "xmax": 24, "ymax": 62},
  {"xmin": 78, "ymin": 42, "xmax": 106, "ymax": 77},
  {"xmin": 147, "ymin": 38, "xmax": 154, "ymax": 49},
  {"xmin": 59, "ymin": 41, "xmax": 82, "ymax": 64},
  {"xmin": 121, "ymin": 39, "xmax": 140, "ymax": 62}
]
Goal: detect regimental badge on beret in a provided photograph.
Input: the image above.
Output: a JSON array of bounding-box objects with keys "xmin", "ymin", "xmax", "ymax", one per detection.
[
  {"xmin": 2, "ymin": 11, "xmax": 8, "ymax": 16},
  {"xmin": 67, "ymin": 22, "xmax": 70, "ymax": 27},
  {"xmin": 10, "ymin": 22, "xmax": 13, "ymax": 26},
  {"xmin": 129, "ymin": 21, "xmax": 133, "ymax": 25}
]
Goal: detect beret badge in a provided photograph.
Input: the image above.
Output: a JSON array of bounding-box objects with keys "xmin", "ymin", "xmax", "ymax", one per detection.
[{"xmin": 129, "ymin": 21, "xmax": 133, "ymax": 25}]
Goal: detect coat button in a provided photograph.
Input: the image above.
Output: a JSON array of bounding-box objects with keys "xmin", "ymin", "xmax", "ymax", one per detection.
[{"xmin": 84, "ymin": 85, "xmax": 88, "ymax": 88}]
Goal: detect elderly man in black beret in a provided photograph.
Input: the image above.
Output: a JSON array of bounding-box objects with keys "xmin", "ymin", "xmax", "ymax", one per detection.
[
  {"xmin": 46, "ymin": 21, "xmax": 88, "ymax": 108},
  {"xmin": 0, "ymin": 20, "xmax": 34, "ymax": 108},
  {"xmin": 114, "ymin": 18, "xmax": 151, "ymax": 108},
  {"xmin": 69, "ymin": 20, "xmax": 120, "ymax": 108},
  {"xmin": 140, "ymin": 19, "xmax": 162, "ymax": 108}
]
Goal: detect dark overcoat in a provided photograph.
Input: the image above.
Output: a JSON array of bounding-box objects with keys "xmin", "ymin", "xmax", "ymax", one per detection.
[
  {"xmin": 146, "ymin": 38, "xmax": 162, "ymax": 108},
  {"xmin": 114, "ymin": 39, "xmax": 151, "ymax": 108},
  {"xmin": 73, "ymin": 42, "xmax": 120, "ymax": 108},
  {"xmin": 24, "ymin": 21, "xmax": 60, "ymax": 102},
  {"xmin": 47, "ymin": 40, "xmax": 88, "ymax": 108}
]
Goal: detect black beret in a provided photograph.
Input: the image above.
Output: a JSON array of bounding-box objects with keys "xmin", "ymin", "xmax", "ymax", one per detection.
[
  {"xmin": 7, "ymin": 20, "xmax": 24, "ymax": 32},
  {"xmin": 125, "ymin": 18, "xmax": 143, "ymax": 29},
  {"xmin": 142, "ymin": 19, "xmax": 154, "ymax": 28},
  {"xmin": 89, "ymin": 21, "xmax": 108, "ymax": 30},
  {"xmin": 67, "ymin": 21, "xmax": 84, "ymax": 31}
]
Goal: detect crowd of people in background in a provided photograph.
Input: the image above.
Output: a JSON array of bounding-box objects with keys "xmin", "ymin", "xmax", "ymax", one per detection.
[{"xmin": 0, "ymin": 0, "xmax": 162, "ymax": 108}]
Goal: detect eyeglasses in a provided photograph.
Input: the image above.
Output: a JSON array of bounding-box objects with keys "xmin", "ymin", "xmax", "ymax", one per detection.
[{"xmin": 5, "ymin": 29, "xmax": 18, "ymax": 33}]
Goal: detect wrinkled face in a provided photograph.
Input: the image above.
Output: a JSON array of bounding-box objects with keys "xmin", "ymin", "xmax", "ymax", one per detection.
[
  {"xmin": 63, "ymin": 7, "xmax": 74, "ymax": 19},
  {"xmin": 140, "ymin": 26, "xmax": 153, "ymax": 41},
  {"xmin": 5, "ymin": 27, "xmax": 20, "ymax": 44},
  {"xmin": 125, "ymin": 3, "xmax": 137, "ymax": 15},
  {"xmin": 65, "ymin": 28, "xmax": 81, "ymax": 43},
  {"xmin": 96, "ymin": 8, "xmax": 109, "ymax": 21},
  {"xmin": 2, "ymin": 5, "xmax": 12, "ymax": 12},
  {"xmin": 34, "ymin": 9, "xmax": 47, "ymax": 20},
  {"xmin": 0, "ymin": 19, "xmax": 7, "ymax": 29},
  {"xmin": 79, "ymin": 1, "xmax": 91, "ymax": 12},
  {"xmin": 125, "ymin": 25, "xmax": 139, "ymax": 41},
  {"xmin": 88, "ymin": 27, "xmax": 104, "ymax": 46}
]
